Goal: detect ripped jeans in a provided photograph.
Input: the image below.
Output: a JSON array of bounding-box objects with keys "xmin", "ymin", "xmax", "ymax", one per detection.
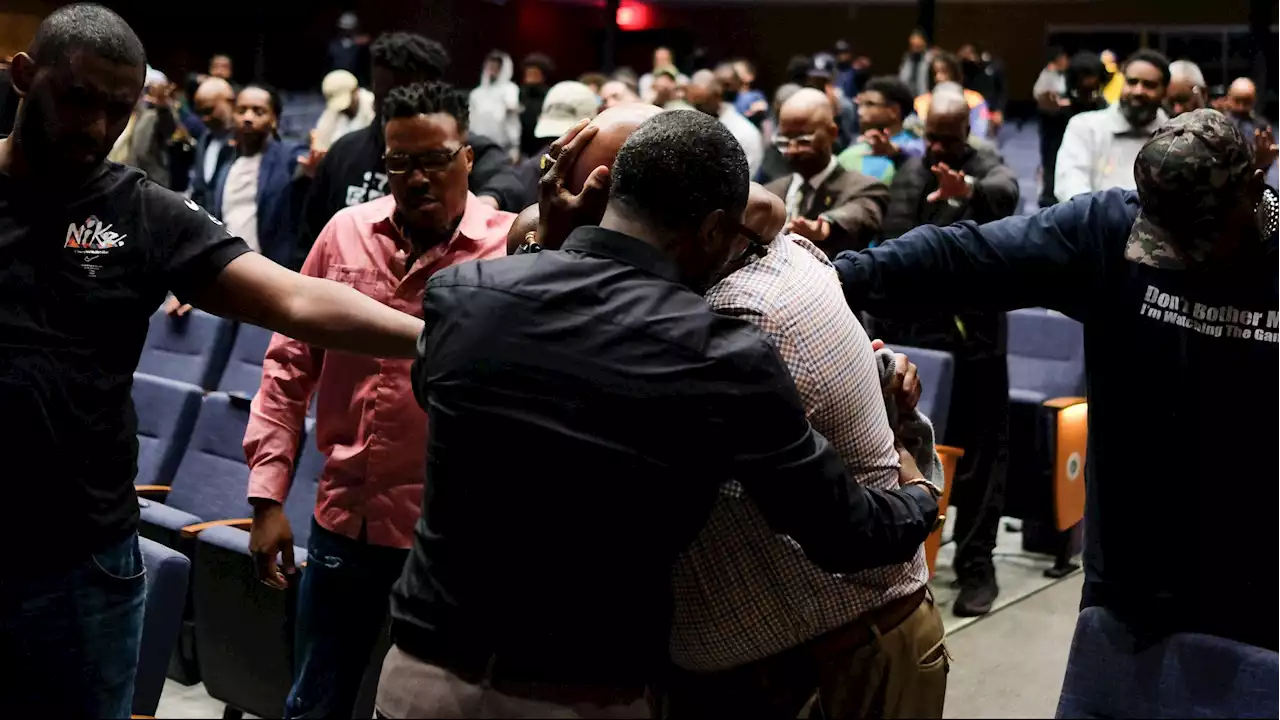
[{"xmin": 285, "ymin": 519, "xmax": 409, "ymax": 719}]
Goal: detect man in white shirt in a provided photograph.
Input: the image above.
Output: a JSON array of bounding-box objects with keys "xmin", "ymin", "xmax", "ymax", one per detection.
[
  {"xmin": 1055, "ymin": 50, "xmax": 1169, "ymax": 202},
  {"xmin": 684, "ymin": 69, "xmax": 764, "ymax": 177}
]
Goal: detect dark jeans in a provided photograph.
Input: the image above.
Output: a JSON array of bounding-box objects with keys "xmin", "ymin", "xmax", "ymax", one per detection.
[
  {"xmin": 943, "ymin": 354, "xmax": 1010, "ymax": 575},
  {"xmin": 0, "ymin": 532, "xmax": 146, "ymax": 717},
  {"xmin": 285, "ymin": 519, "xmax": 409, "ymax": 719}
]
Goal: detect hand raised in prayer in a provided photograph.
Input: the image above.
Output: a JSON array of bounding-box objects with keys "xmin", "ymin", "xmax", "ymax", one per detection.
[
  {"xmin": 163, "ymin": 294, "xmax": 192, "ymax": 317},
  {"xmin": 860, "ymin": 129, "xmax": 898, "ymax": 157},
  {"xmin": 1255, "ymin": 127, "xmax": 1278, "ymax": 171},
  {"xmin": 788, "ymin": 216, "xmax": 831, "ymax": 244},
  {"xmin": 926, "ymin": 163, "xmax": 972, "ymax": 203},
  {"xmin": 298, "ymin": 130, "xmax": 326, "ymax": 179},
  {"xmin": 537, "ymin": 119, "xmax": 611, "ymax": 251}
]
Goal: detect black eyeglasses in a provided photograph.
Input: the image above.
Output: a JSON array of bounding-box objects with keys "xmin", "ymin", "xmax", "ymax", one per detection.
[
  {"xmin": 728, "ymin": 221, "xmax": 768, "ymax": 264},
  {"xmin": 384, "ymin": 146, "xmax": 466, "ymax": 175}
]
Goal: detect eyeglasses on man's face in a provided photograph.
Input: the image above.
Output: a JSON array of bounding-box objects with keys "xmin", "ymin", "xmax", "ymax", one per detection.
[
  {"xmin": 772, "ymin": 133, "xmax": 818, "ymax": 153},
  {"xmin": 726, "ymin": 220, "xmax": 768, "ymax": 264},
  {"xmin": 384, "ymin": 146, "xmax": 466, "ymax": 175}
]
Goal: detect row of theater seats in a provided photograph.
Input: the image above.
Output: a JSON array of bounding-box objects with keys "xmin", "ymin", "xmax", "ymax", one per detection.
[
  {"xmin": 130, "ymin": 306, "xmax": 1086, "ymax": 716},
  {"xmin": 132, "ymin": 373, "xmax": 354, "ymax": 718},
  {"xmin": 888, "ymin": 308, "xmax": 1088, "ymax": 577}
]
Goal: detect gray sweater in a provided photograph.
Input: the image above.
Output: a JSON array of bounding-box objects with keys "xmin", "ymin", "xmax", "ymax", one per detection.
[{"xmin": 874, "ymin": 347, "xmax": 945, "ymax": 491}]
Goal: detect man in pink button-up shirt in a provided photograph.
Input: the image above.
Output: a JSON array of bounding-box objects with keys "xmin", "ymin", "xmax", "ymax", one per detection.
[{"xmin": 243, "ymin": 82, "xmax": 513, "ymax": 719}]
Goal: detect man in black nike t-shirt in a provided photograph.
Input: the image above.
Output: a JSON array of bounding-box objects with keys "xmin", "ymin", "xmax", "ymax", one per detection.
[{"xmin": 0, "ymin": 5, "xmax": 425, "ymax": 716}]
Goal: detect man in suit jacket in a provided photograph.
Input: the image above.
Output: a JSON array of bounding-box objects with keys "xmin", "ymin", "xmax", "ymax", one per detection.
[
  {"xmin": 188, "ymin": 77, "xmax": 237, "ymax": 212},
  {"xmin": 765, "ymin": 88, "xmax": 888, "ymax": 258},
  {"xmin": 868, "ymin": 89, "xmax": 1019, "ymax": 620}
]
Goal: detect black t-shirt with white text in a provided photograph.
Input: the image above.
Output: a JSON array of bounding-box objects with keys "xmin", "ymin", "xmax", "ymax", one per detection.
[{"xmin": 0, "ymin": 159, "xmax": 249, "ymax": 571}]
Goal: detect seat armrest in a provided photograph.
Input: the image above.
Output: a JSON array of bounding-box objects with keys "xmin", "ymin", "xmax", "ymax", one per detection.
[
  {"xmin": 1048, "ymin": 401, "xmax": 1088, "ymax": 530},
  {"xmin": 182, "ymin": 518, "xmax": 253, "ymax": 539},
  {"xmin": 134, "ymin": 485, "xmax": 171, "ymax": 500},
  {"xmin": 1044, "ymin": 396, "xmax": 1086, "ymax": 409},
  {"xmin": 926, "ymin": 445, "xmax": 965, "ymax": 576}
]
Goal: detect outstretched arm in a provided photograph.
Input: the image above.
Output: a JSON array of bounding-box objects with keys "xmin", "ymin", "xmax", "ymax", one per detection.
[
  {"xmin": 832, "ymin": 189, "xmax": 1137, "ymax": 320},
  {"xmin": 186, "ymin": 252, "xmax": 421, "ymax": 359}
]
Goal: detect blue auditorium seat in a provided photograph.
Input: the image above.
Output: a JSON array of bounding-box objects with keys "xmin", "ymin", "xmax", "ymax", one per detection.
[
  {"xmin": 133, "ymin": 537, "xmax": 191, "ymax": 717},
  {"xmin": 217, "ymin": 323, "xmax": 276, "ymax": 397},
  {"xmin": 137, "ymin": 393, "xmax": 262, "ymax": 550},
  {"xmin": 132, "ymin": 373, "xmax": 203, "ymax": 488},
  {"xmin": 137, "ymin": 308, "xmax": 236, "ymax": 390},
  {"xmin": 1007, "ymin": 308, "xmax": 1086, "ymax": 404},
  {"xmin": 136, "ymin": 392, "xmax": 306, "ymax": 685},
  {"xmin": 1004, "ymin": 308, "xmax": 1088, "ymax": 575},
  {"xmin": 193, "ymin": 434, "xmax": 323, "ymax": 719},
  {"xmin": 888, "ymin": 345, "xmax": 955, "ymax": 441},
  {"xmin": 1056, "ymin": 606, "xmax": 1279, "ymax": 719},
  {"xmin": 884, "ymin": 344, "xmax": 960, "ymax": 576}
]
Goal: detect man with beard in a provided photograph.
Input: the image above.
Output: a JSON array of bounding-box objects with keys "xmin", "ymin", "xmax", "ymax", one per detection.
[
  {"xmin": 832, "ymin": 108, "xmax": 1277, "ymax": 715},
  {"xmin": 0, "ymin": 5, "xmax": 427, "ymax": 714},
  {"xmin": 1055, "ymin": 50, "xmax": 1169, "ymax": 202},
  {"xmin": 295, "ymin": 33, "xmax": 526, "ymax": 270},
  {"xmin": 865, "ymin": 89, "xmax": 1019, "ymax": 617},
  {"xmin": 765, "ymin": 88, "xmax": 888, "ymax": 257},
  {"xmin": 246, "ymin": 81, "xmax": 513, "ymax": 719}
]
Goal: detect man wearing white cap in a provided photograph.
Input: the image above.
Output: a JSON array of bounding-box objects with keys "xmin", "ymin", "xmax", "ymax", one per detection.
[
  {"xmin": 535, "ymin": 80, "xmax": 601, "ymax": 140},
  {"xmin": 313, "ymin": 69, "xmax": 375, "ymax": 151},
  {"xmin": 517, "ymin": 80, "xmax": 600, "ymax": 200}
]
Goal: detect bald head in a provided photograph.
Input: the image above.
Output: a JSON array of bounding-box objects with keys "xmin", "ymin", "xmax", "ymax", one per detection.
[
  {"xmin": 568, "ymin": 102, "xmax": 664, "ymax": 193},
  {"xmin": 193, "ymin": 76, "xmax": 235, "ymax": 132},
  {"xmin": 745, "ymin": 182, "xmax": 787, "ymax": 242},
  {"xmin": 777, "ymin": 88, "xmax": 837, "ymax": 178},
  {"xmin": 685, "ymin": 69, "xmax": 722, "ymax": 116},
  {"xmin": 509, "ymin": 103, "xmax": 664, "ymax": 253},
  {"xmin": 927, "ymin": 87, "xmax": 969, "ymax": 121},
  {"xmin": 780, "ymin": 87, "xmax": 834, "ymax": 126},
  {"xmin": 924, "ymin": 87, "xmax": 971, "ymax": 166},
  {"xmin": 1226, "ymin": 77, "xmax": 1257, "ymax": 119},
  {"xmin": 506, "ymin": 204, "xmax": 540, "ymax": 255}
]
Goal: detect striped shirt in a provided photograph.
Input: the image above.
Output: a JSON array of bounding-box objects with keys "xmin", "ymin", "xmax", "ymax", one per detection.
[{"xmin": 668, "ymin": 233, "xmax": 929, "ymax": 672}]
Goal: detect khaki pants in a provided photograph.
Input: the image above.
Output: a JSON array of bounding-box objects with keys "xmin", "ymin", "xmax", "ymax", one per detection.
[
  {"xmin": 667, "ymin": 593, "xmax": 949, "ymax": 719},
  {"xmin": 375, "ymin": 645, "xmax": 653, "ymax": 719}
]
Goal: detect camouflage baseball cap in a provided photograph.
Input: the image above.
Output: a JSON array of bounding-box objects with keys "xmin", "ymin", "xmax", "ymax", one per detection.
[{"xmin": 1125, "ymin": 109, "xmax": 1254, "ymax": 269}]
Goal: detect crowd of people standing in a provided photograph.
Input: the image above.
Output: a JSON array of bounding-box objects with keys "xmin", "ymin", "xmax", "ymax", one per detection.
[{"xmin": 0, "ymin": 3, "xmax": 1276, "ymax": 719}]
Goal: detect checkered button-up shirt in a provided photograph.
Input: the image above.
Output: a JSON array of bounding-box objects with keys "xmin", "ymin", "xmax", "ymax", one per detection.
[{"xmin": 669, "ymin": 234, "xmax": 930, "ymax": 672}]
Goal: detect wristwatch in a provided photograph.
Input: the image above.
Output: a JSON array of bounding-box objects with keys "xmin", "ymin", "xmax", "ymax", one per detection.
[{"xmin": 904, "ymin": 478, "xmax": 946, "ymax": 532}]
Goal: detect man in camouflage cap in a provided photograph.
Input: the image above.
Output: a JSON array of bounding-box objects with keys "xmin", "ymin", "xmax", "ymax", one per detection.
[
  {"xmin": 829, "ymin": 106, "xmax": 1276, "ymax": 715},
  {"xmin": 1126, "ymin": 108, "xmax": 1268, "ymax": 269}
]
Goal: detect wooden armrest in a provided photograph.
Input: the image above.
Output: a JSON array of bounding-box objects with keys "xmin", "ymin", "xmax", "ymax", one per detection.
[
  {"xmin": 1053, "ymin": 402, "xmax": 1088, "ymax": 531},
  {"xmin": 925, "ymin": 444, "xmax": 965, "ymax": 577},
  {"xmin": 181, "ymin": 517, "xmax": 252, "ymax": 538},
  {"xmin": 1044, "ymin": 396, "xmax": 1087, "ymax": 409},
  {"xmin": 132, "ymin": 715, "xmax": 155, "ymax": 719},
  {"xmin": 134, "ymin": 485, "xmax": 171, "ymax": 499}
]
